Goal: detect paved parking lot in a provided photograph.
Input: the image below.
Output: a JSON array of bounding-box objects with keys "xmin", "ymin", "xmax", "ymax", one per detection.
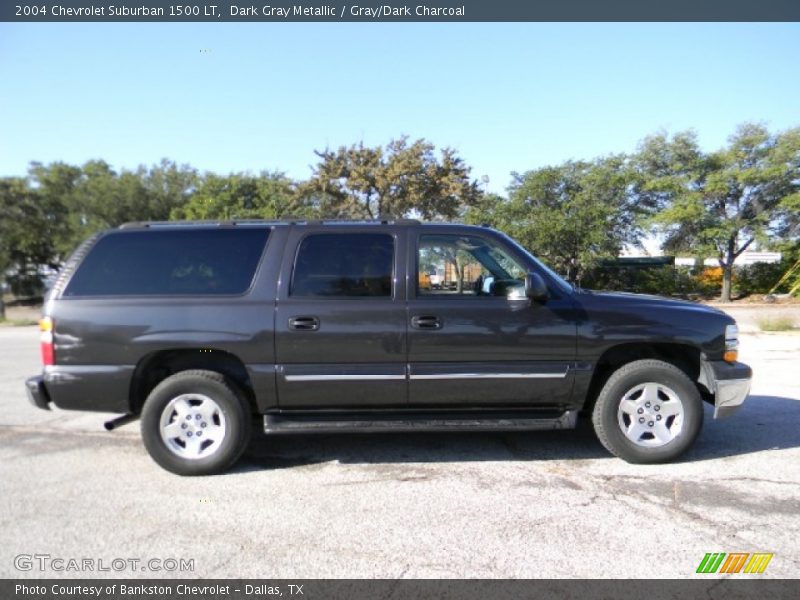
[{"xmin": 1, "ymin": 326, "xmax": 798, "ymax": 578}]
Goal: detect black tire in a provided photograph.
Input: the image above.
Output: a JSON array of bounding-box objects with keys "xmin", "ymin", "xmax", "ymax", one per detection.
[
  {"xmin": 591, "ymin": 359, "xmax": 703, "ymax": 464},
  {"xmin": 140, "ymin": 370, "xmax": 251, "ymax": 475}
]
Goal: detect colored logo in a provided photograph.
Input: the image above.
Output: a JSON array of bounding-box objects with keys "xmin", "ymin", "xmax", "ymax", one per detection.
[{"xmin": 696, "ymin": 552, "xmax": 773, "ymax": 574}]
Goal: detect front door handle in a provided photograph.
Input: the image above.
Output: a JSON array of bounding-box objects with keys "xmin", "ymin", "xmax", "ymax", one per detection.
[
  {"xmin": 288, "ymin": 316, "xmax": 320, "ymax": 331},
  {"xmin": 411, "ymin": 315, "xmax": 442, "ymax": 330}
]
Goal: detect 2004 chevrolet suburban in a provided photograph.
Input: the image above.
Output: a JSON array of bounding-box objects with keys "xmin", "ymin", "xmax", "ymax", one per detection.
[{"xmin": 25, "ymin": 220, "xmax": 751, "ymax": 475}]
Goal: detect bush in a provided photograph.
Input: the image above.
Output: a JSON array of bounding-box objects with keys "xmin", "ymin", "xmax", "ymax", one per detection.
[
  {"xmin": 9, "ymin": 272, "xmax": 44, "ymax": 298},
  {"xmin": 735, "ymin": 262, "xmax": 792, "ymax": 296},
  {"xmin": 736, "ymin": 243, "xmax": 800, "ymax": 298},
  {"xmin": 692, "ymin": 267, "xmax": 723, "ymax": 297},
  {"xmin": 582, "ymin": 265, "xmax": 698, "ymax": 297}
]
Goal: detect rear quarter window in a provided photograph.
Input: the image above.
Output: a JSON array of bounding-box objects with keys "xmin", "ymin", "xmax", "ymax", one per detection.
[{"xmin": 63, "ymin": 228, "xmax": 269, "ymax": 297}]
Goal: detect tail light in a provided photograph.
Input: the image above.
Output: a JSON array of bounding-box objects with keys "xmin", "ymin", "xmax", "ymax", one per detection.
[{"xmin": 39, "ymin": 317, "xmax": 54, "ymax": 366}]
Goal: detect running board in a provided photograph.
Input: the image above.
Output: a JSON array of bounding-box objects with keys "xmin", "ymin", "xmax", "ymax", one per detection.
[{"xmin": 263, "ymin": 409, "xmax": 578, "ymax": 434}]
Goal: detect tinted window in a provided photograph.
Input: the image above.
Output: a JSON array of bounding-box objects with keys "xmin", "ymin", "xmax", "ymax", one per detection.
[
  {"xmin": 291, "ymin": 233, "xmax": 393, "ymax": 298},
  {"xmin": 64, "ymin": 228, "xmax": 269, "ymax": 297}
]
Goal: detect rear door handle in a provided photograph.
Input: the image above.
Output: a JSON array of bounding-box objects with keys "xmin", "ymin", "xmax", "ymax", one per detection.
[
  {"xmin": 411, "ymin": 315, "xmax": 442, "ymax": 330},
  {"xmin": 288, "ymin": 316, "xmax": 320, "ymax": 331}
]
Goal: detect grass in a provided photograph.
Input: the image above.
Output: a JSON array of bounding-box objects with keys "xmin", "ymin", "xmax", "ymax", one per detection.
[
  {"xmin": 757, "ymin": 316, "xmax": 797, "ymax": 332},
  {"xmin": 0, "ymin": 317, "xmax": 38, "ymax": 327}
]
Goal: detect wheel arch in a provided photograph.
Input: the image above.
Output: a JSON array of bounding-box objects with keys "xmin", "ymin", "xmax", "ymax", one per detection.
[
  {"xmin": 582, "ymin": 342, "xmax": 704, "ymax": 414},
  {"xmin": 129, "ymin": 348, "xmax": 256, "ymax": 415}
]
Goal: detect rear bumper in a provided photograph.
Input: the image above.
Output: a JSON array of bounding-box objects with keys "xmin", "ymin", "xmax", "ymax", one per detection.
[
  {"xmin": 702, "ymin": 360, "xmax": 752, "ymax": 419},
  {"xmin": 26, "ymin": 365, "xmax": 133, "ymax": 413},
  {"xmin": 25, "ymin": 376, "xmax": 52, "ymax": 410}
]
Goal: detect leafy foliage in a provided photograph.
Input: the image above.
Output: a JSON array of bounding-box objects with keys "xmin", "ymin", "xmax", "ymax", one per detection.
[
  {"xmin": 639, "ymin": 124, "xmax": 800, "ymax": 301},
  {"xmin": 583, "ymin": 264, "xmax": 689, "ymax": 297},
  {"xmin": 467, "ymin": 157, "xmax": 642, "ymax": 281},
  {"xmin": 27, "ymin": 159, "xmax": 198, "ymax": 259},
  {"xmin": 172, "ymin": 172, "xmax": 308, "ymax": 220},
  {"xmin": 735, "ymin": 240, "xmax": 800, "ymax": 297},
  {"xmin": 1, "ymin": 126, "xmax": 797, "ymax": 300},
  {"xmin": 303, "ymin": 137, "xmax": 482, "ymax": 219},
  {"xmin": 0, "ymin": 175, "xmax": 70, "ymax": 296},
  {"xmin": 1, "ymin": 160, "xmax": 197, "ymax": 296}
]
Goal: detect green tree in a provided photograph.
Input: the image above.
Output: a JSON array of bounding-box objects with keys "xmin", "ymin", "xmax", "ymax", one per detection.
[
  {"xmin": 28, "ymin": 159, "xmax": 198, "ymax": 258},
  {"xmin": 139, "ymin": 159, "xmax": 198, "ymax": 220},
  {"xmin": 462, "ymin": 192, "xmax": 507, "ymax": 227},
  {"xmin": 26, "ymin": 161, "xmax": 82, "ymax": 260},
  {"xmin": 172, "ymin": 171, "xmax": 306, "ymax": 220},
  {"xmin": 470, "ymin": 157, "xmax": 641, "ymax": 281},
  {"xmin": 304, "ymin": 137, "xmax": 482, "ymax": 219},
  {"xmin": 640, "ymin": 124, "xmax": 800, "ymax": 302},
  {"xmin": 69, "ymin": 159, "xmax": 198, "ymax": 241},
  {"xmin": 0, "ymin": 177, "xmax": 65, "ymax": 299},
  {"xmin": 68, "ymin": 160, "xmax": 149, "ymax": 242}
]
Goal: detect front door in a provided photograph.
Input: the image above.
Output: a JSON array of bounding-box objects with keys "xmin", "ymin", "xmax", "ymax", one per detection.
[
  {"xmin": 275, "ymin": 229, "xmax": 408, "ymax": 408},
  {"xmin": 407, "ymin": 230, "xmax": 577, "ymax": 408}
]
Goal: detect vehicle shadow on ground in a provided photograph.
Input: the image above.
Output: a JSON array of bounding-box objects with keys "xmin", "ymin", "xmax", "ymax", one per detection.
[
  {"xmin": 234, "ymin": 394, "xmax": 800, "ymax": 472},
  {"xmin": 238, "ymin": 419, "xmax": 606, "ymax": 471},
  {"xmin": 688, "ymin": 394, "xmax": 800, "ymax": 461}
]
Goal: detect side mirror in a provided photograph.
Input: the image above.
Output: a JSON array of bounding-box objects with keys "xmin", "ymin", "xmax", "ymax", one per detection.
[{"xmin": 525, "ymin": 272, "xmax": 549, "ymax": 301}]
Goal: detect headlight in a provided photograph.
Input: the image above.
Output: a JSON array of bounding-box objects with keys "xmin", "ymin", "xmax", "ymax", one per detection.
[{"xmin": 724, "ymin": 324, "xmax": 739, "ymax": 363}]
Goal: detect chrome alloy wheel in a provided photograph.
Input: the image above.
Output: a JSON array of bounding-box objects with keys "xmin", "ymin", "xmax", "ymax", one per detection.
[
  {"xmin": 617, "ymin": 382, "xmax": 685, "ymax": 447},
  {"xmin": 159, "ymin": 394, "xmax": 226, "ymax": 459}
]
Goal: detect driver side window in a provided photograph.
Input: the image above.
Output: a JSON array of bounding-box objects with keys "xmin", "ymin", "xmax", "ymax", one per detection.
[{"xmin": 417, "ymin": 234, "xmax": 526, "ymax": 298}]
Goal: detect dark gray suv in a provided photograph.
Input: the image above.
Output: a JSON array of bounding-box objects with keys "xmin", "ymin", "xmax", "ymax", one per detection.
[{"xmin": 26, "ymin": 220, "xmax": 751, "ymax": 475}]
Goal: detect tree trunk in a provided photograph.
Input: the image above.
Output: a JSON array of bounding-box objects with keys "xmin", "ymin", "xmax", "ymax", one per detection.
[
  {"xmin": 720, "ymin": 264, "xmax": 733, "ymax": 303},
  {"xmin": 719, "ymin": 235, "xmax": 742, "ymax": 303},
  {"xmin": 455, "ymin": 260, "xmax": 464, "ymax": 294},
  {"xmin": 0, "ymin": 296, "xmax": 5, "ymax": 320}
]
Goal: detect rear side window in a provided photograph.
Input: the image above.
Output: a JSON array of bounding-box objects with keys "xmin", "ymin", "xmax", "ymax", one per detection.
[
  {"xmin": 64, "ymin": 228, "xmax": 269, "ymax": 297},
  {"xmin": 291, "ymin": 233, "xmax": 393, "ymax": 298}
]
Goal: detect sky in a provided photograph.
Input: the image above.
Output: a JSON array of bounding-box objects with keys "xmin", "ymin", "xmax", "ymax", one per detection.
[{"xmin": 1, "ymin": 22, "xmax": 798, "ymax": 195}]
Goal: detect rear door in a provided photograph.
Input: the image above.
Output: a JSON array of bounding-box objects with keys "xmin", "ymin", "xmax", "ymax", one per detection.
[{"xmin": 274, "ymin": 227, "xmax": 408, "ymax": 408}]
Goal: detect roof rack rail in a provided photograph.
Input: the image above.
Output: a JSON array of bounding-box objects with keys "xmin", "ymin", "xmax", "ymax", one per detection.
[
  {"xmin": 118, "ymin": 219, "xmax": 282, "ymax": 229},
  {"xmin": 119, "ymin": 218, "xmax": 422, "ymax": 229},
  {"xmin": 295, "ymin": 218, "xmax": 421, "ymax": 225}
]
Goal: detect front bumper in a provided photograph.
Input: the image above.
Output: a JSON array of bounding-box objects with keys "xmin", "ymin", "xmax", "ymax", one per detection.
[
  {"xmin": 25, "ymin": 375, "xmax": 52, "ymax": 410},
  {"xmin": 701, "ymin": 360, "xmax": 752, "ymax": 419}
]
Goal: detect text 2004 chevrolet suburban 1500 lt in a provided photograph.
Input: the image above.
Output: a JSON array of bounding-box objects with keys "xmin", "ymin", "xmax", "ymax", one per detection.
[{"xmin": 25, "ymin": 220, "xmax": 751, "ymax": 475}]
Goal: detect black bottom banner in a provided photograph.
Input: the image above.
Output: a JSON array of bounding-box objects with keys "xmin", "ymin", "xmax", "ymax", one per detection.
[{"xmin": 3, "ymin": 579, "xmax": 799, "ymax": 600}]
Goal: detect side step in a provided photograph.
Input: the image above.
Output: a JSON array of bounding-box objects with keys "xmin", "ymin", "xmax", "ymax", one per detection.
[{"xmin": 264, "ymin": 409, "xmax": 578, "ymax": 434}]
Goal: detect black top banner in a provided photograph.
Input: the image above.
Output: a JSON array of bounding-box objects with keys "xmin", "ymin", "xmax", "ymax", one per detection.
[{"xmin": 3, "ymin": 0, "xmax": 800, "ymax": 22}]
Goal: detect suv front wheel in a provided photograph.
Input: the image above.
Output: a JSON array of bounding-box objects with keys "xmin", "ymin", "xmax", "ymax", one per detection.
[
  {"xmin": 141, "ymin": 370, "xmax": 251, "ymax": 475},
  {"xmin": 592, "ymin": 359, "xmax": 704, "ymax": 464}
]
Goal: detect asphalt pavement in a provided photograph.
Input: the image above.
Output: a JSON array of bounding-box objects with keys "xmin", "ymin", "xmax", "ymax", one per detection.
[{"xmin": 1, "ymin": 326, "xmax": 798, "ymax": 578}]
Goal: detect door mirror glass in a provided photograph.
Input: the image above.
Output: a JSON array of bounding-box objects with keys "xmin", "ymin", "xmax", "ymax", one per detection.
[{"xmin": 525, "ymin": 272, "xmax": 549, "ymax": 301}]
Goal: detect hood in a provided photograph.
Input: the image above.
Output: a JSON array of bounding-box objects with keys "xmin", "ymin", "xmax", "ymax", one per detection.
[
  {"xmin": 576, "ymin": 289, "xmax": 728, "ymax": 317},
  {"xmin": 572, "ymin": 289, "xmax": 734, "ymax": 360}
]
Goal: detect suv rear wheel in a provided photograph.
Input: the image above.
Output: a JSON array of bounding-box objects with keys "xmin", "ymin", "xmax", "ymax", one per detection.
[
  {"xmin": 592, "ymin": 359, "xmax": 703, "ymax": 463},
  {"xmin": 141, "ymin": 370, "xmax": 251, "ymax": 475}
]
